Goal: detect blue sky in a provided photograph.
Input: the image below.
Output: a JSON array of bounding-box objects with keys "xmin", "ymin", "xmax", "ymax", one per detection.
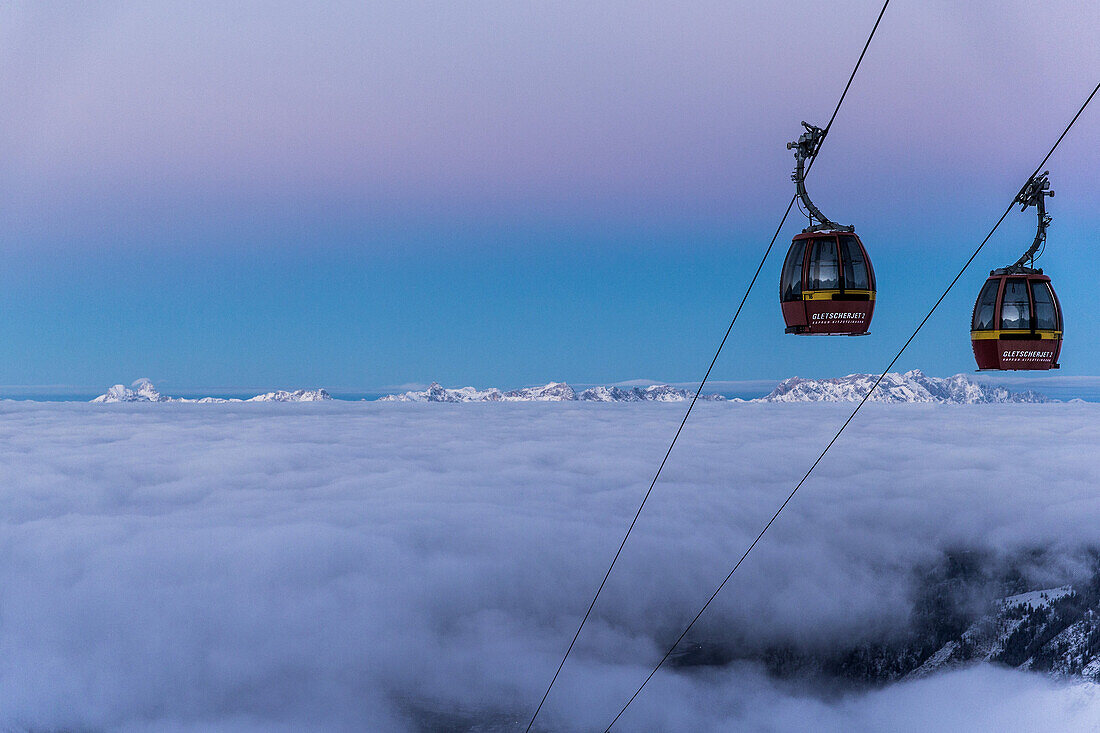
[{"xmin": 0, "ymin": 2, "xmax": 1097, "ymax": 394}]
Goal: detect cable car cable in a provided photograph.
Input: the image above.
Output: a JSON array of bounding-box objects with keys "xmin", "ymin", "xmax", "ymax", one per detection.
[
  {"xmin": 522, "ymin": 3, "xmax": 891, "ymax": 729},
  {"xmin": 600, "ymin": 77, "xmax": 1100, "ymax": 732},
  {"xmin": 522, "ymin": 193, "xmax": 796, "ymax": 733}
]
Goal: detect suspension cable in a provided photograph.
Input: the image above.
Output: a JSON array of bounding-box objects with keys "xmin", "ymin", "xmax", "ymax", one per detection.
[
  {"xmin": 523, "ymin": 3, "xmax": 891, "ymax": 730},
  {"xmin": 602, "ymin": 78, "xmax": 1100, "ymax": 732}
]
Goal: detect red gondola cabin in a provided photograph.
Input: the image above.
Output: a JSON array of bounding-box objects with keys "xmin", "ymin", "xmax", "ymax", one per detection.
[
  {"xmin": 780, "ymin": 231, "xmax": 876, "ymax": 335},
  {"xmin": 971, "ymin": 269, "xmax": 1061, "ymax": 370}
]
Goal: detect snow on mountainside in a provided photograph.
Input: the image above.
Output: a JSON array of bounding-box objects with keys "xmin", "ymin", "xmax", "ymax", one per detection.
[
  {"xmin": 664, "ymin": 548, "xmax": 1100, "ymax": 686},
  {"xmin": 673, "ymin": 549, "xmax": 1100, "ymax": 688},
  {"xmin": 91, "ymin": 378, "xmax": 169, "ymax": 403},
  {"xmin": 378, "ymin": 382, "xmax": 582, "ymax": 402},
  {"xmin": 247, "ymin": 389, "xmax": 331, "ymax": 402},
  {"xmin": 578, "ymin": 385, "xmax": 723, "ymax": 402},
  {"xmin": 505, "ymin": 382, "xmax": 577, "ymax": 401},
  {"xmin": 91, "ymin": 380, "xmax": 331, "ymax": 403},
  {"xmin": 379, "ymin": 382, "xmax": 724, "ymax": 403},
  {"xmin": 905, "ymin": 585, "xmax": 1082, "ymax": 681},
  {"xmin": 757, "ymin": 369, "xmax": 1049, "ymax": 404},
  {"xmin": 379, "ymin": 382, "xmax": 568, "ymax": 402}
]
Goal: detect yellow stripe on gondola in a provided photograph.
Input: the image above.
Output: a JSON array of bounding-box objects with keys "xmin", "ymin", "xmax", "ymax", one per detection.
[
  {"xmin": 801, "ymin": 289, "xmax": 876, "ymax": 301},
  {"xmin": 970, "ymin": 329, "xmax": 1062, "ymax": 340}
]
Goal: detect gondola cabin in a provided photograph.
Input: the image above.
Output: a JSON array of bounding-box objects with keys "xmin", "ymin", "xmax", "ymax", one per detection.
[
  {"xmin": 780, "ymin": 231, "xmax": 875, "ymax": 335},
  {"xmin": 971, "ymin": 270, "xmax": 1061, "ymax": 370}
]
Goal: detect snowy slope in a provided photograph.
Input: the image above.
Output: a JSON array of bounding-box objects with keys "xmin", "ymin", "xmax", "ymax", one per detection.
[
  {"xmin": 756, "ymin": 369, "xmax": 1049, "ymax": 404},
  {"xmin": 907, "ymin": 585, "xmax": 1093, "ymax": 681}
]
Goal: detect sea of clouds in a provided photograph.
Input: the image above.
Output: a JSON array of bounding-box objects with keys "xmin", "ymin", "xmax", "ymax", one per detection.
[{"xmin": 0, "ymin": 401, "xmax": 1098, "ymax": 731}]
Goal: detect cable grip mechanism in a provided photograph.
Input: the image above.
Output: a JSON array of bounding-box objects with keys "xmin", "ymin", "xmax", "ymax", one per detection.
[
  {"xmin": 1009, "ymin": 171, "xmax": 1054, "ymax": 271},
  {"xmin": 787, "ymin": 121, "xmax": 853, "ymax": 234}
]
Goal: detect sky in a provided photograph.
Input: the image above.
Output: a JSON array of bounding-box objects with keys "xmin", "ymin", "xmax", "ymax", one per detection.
[
  {"xmin": 3, "ymin": 401, "xmax": 1100, "ymax": 729},
  {"xmin": 0, "ymin": 1, "xmax": 1097, "ymax": 394}
]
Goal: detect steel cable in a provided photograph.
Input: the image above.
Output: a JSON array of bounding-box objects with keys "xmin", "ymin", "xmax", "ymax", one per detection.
[{"xmin": 523, "ymin": 2, "xmax": 891, "ymax": 729}]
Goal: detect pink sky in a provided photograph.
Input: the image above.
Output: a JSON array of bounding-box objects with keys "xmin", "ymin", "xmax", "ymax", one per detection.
[{"xmin": 0, "ymin": 1, "xmax": 1096, "ymax": 249}]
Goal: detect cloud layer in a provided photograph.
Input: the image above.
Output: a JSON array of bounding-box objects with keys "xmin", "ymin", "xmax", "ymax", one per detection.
[{"xmin": 0, "ymin": 401, "xmax": 1098, "ymax": 730}]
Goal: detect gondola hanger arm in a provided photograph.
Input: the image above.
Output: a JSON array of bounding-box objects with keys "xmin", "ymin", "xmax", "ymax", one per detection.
[
  {"xmin": 1009, "ymin": 171, "xmax": 1054, "ymax": 271},
  {"xmin": 787, "ymin": 121, "xmax": 854, "ymax": 233}
]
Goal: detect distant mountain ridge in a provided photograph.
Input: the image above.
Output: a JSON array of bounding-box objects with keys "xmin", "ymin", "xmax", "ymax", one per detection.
[
  {"xmin": 379, "ymin": 382, "xmax": 583, "ymax": 403},
  {"xmin": 756, "ymin": 370, "xmax": 1049, "ymax": 404},
  {"xmin": 90, "ymin": 372, "xmax": 1050, "ymax": 405},
  {"xmin": 381, "ymin": 371, "xmax": 1049, "ymax": 404},
  {"xmin": 378, "ymin": 382, "xmax": 725, "ymax": 403},
  {"xmin": 91, "ymin": 379, "xmax": 331, "ymax": 403}
]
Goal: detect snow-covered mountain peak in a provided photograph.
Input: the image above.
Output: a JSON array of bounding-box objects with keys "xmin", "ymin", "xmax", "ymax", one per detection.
[
  {"xmin": 576, "ymin": 386, "xmax": 633, "ymax": 402},
  {"xmin": 577, "ymin": 385, "xmax": 724, "ymax": 402},
  {"xmin": 503, "ymin": 382, "xmax": 576, "ymax": 401},
  {"xmin": 91, "ymin": 378, "xmax": 168, "ymax": 403},
  {"xmin": 378, "ymin": 382, "xmax": 504, "ymax": 403},
  {"xmin": 247, "ymin": 389, "xmax": 332, "ymax": 403}
]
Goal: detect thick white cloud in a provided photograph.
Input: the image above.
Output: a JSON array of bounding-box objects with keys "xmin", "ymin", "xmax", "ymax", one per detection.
[{"xmin": 0, "ymin": 401, "xmax": 1097, "ymax": 731}]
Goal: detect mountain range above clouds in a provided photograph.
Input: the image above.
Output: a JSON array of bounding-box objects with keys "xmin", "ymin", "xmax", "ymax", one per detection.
[
  {"xmin": 377, "ymin": 381, "xmax": 723, "ymax": 403},
  {"xmin": 91, "ymin": 379, "xmax": 331, "ymax": 403},
  {"xmin": 379, "ymin": 370, "xmax": 1050, "ymax": 404},
  {"xmin": 762, "ymin": 369, "xmax": 1050, "ymax": 404},
  {"xmin": 88, "ymin": 371, "xmax": 1051, "ymax": 405}
]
